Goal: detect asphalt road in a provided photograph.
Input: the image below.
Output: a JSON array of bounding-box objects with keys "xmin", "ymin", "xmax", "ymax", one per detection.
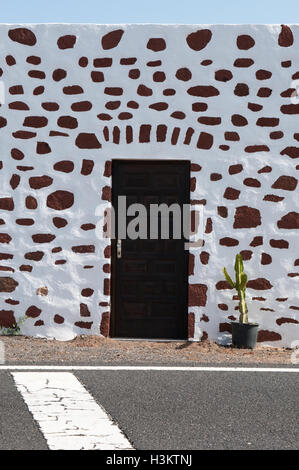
[{"xmin": 0, "ymin": 368, "xmax": 298, "ymax": 450}]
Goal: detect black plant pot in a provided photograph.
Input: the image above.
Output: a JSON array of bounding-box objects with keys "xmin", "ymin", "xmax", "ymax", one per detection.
[{"xmin": 231, "ymin": 321, "xmax": 259, "ymax": 349}]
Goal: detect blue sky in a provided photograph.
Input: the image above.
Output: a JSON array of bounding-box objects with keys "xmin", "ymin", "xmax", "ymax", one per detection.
[{"xmin": 1, "ymin": 0, "xmax": 299, "ymax": 24}]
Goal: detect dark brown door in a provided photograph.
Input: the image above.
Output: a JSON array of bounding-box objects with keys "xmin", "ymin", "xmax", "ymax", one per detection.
[{"xmin": 111, "ymin": 160, "xmax": 190, "ymax": 339}]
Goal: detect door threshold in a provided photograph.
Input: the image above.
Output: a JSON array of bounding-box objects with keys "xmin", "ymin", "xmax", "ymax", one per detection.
[{"xmin": 111, "ymin": 338, "xmax": 189, "ymax": 342}]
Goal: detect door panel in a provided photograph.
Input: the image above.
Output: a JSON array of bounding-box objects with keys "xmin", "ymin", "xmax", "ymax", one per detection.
[{"xmin": 111, "ymin": 160, "xmax": 190, "ymax": 339}]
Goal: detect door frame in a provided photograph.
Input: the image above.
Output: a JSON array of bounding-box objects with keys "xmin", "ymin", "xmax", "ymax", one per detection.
[{"xmin": 110, "ymin": 159, "xmax": 190, "ymax": 339}]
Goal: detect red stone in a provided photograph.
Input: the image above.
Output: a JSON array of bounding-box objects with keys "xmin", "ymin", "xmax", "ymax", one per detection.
[
  {"xmin": 188, "ymin": 284, "xmax": 208, "ymax": 306},
  {"xmin": 26, "ymin": 305, "xmax": 41, "ymax": 318},
  {"xmin": 47, "ymin": 191, "xmax": 74, "ymax": 210},
  {"xmin": 102, "ymin": 29, "xmax": 124, "ymax": 50},
  {"xmin": 8, "ymin": 28, "xmax": 36, "ymax": 46},
  {"xmin": 100, "ymin": 312, "xmax": 110, "ymax": 337},
  {"xmin": 188, "ymin": 312, "xmax": 195, "ymax": 338},
  {"xmin": 0, "ymin": 310, "xmax": 16, "ymax": 328},
  {"xmin": 278, "ymin": 25, "xmax": 294, "ymax": 47},
  {"xmin": 57, "ymin": 35, "xmax": 76, "ymax": 49},
  {"xmin": 186, "ymin": 29, "xmax": 212, "ymax": 51}
]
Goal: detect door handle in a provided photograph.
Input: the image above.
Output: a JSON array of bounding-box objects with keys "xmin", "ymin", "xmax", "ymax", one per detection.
[{"xmin": 117, "ymin": 239, "xmax": 122, "ymax": 259}]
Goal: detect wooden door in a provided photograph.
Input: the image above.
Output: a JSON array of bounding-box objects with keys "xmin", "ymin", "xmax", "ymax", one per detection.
[{"xmin": 111, "ymin": 160, "xmax": 190, "ymax": 339}]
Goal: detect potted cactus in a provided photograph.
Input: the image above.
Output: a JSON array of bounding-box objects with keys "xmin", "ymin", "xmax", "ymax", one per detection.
[{"xmin": 223, "ymin": 253, "xmax": 259, "ymax": 349}]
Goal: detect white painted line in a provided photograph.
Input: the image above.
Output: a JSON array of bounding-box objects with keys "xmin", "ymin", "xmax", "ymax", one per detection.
[
  {"xmin": 2, "ymin": 365, "xmax": 299, "ymax": 372},
  {"xmin": 12, "ymin": 372, "xmax": 133, "ymax": 450}
]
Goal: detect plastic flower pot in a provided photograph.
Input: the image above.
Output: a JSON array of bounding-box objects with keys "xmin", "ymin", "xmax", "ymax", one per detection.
[{"xmin": 231, "ymin": 321, "xmax": 259, "ymax": 349}]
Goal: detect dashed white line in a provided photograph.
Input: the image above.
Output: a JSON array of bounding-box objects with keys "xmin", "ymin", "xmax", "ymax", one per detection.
[{"xmin": 12, "ymin": 372, "xmax": 133, "ymax": 450}]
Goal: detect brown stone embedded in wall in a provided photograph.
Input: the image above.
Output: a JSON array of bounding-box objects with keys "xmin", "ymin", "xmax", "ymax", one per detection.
[
  {"xmin": 53, "ymin": 217, "xmax": 68, "ymax": 229},
  {"xmin": 215, "ymin": 70, "xmax": 233, "ymax": 82},
  {"xmin": 32, "ymin": 234, "xmax": 56, "ymax": 244},
  {"xmin": 270, "ymin": 239, "xmax": 289, "ymax": 249},
  {"xmin": 234, "ymin": 58, "xmax": 254, "ymax": 67},
  {"xmin": 9, "ymin": 85, "xmax": 24, "ymax": 94},
  {"xmin": 0, "ymin": 277, "xmax": 18, "ymax": 292},
  {"xmin": 57, "ymin": 35, "xmax": 76, "ymax": 49},
  {"xmin": 102, "ymin": 29, "xmax": 124, "ymax": 49},
  {"xmin": 247, "ymin": 278, "xmax": 273, "ymax": 290},
  {"xmin": 42, "ymin": 102, "xmax": 59, "ymax": 111},
  {"xmin": 0, "ymin": 310, "xmax": 16, "ymax": 328},
  {"xmin": 234, "ymin": 83, "xmax": 249, "ymax": 96},
  {"xmin": 188, "ymin": 254, "xmax": 195, "ymax": 275},
  {"xmin": 29, "ymin": 175, "xmax": 53, "ymax": 189},
  {"xmin": 188, "ymin": 85, "xmax": 219, "ymax": 97},
  {"xmin": 25, "ymin": 196, "xmax": 38, "ymax": 209},
  {"xmin": 243, "ymin": 177, "xmax": 261, "ymax": 187},
  {"xmin": 280, "ymin": 146, "xmax": 299, "ymax": 159},
  {"xmin": 240, "ymin": 250, "xmax": 252, "ymax": 261},
  {"xmin": 53, "ymin": 161, "xmax": 74, "ymax": 173},
  {"xmin": 186, "ymin": 29, "xmax": 212, "ymax": 51},
  {"xmin": 228, "ymin": 164, "xmax": 243, "ymax": 174},
  {"xmin": 276, "ymin": 317, "xmax": 299, "ymax": 326},
  {"xmin": 81, "ymin": 159, "xmax": 94, "ymax": 176},
  {"xmin": 100, "ymin": 312, "xmax": 110, "ymax": 337},
  {"xmin": 26, "ymin": 305, "xmax": 41, "ymax": 318},
  {"xmin": 176, "ymin": 68, "xmax": 192, "ymax": 81},
  {"xmin": 257, "ymin": 330, "xmax": 282, "ymax": 342},
  {"xmin": 91, "ymin": 71, "xmax": 104, "ymax": 82},
  {"xmin": 236, "ymin": 34, "xmax": 255, "ymax": 50},
  {"xmin": 219, "ymin": 323, "xmax": 232, "ymax": 333},
  {"xmin": 36, "ymin": 142, "xmax": 51, "ymax": 154},
  {"xmin": 16, "ymin": 219, "xmax": 34, "ymax": 226},
  {"xmin": 250, "ymin": 236, "xmax": 263, "ymax": 247},
  {"xmin": 256, "ymin": 117, "xmax": 279, "ymax": 127},
  {"xmin": 277, "ymin": 212, "xmax": 299, "ymax": 229},
  {"xmin": 72, "ymin": 245, "xmax": 95, "ymax": 254},
  {"xmin": 0, "ymin": 234, "xmax": 12, "ymax": 244},
  {"xmin": 57, "ymin": 116, "xmax": 78, "ymax": 129},
  {"xmin": 278, "ymin": 24, "xmax": 294, "ymax": 47},
  {"xmin": 47, "ymin": 191, "xmax": 74, "ymax": 210},
  {"xmin": 54, "ymin": 314, "xmax": 64, "ymax": 324},
  {"xmin": 0, "ymin": 197, "xmax": 14, "ymax": 211},
  {"xmin": 147, "ymin": 38, "xmax": 166, "ymax": 51},
  {"xmin": 104, "ymin": 278, "xmax": 110, "ymax": 296},
  {"xmin": 9, "ymin": 101, "xmax": 29, "ymax": 111},
  {"xmin": 188, "ymin": 284, "xmax": 208, "ymax": 307},
  {"xmin": 217, "ymin": 206, "xmax": 228, "ymax": 218},
  {"xmin": 11, "ymin": 148, "xmax": 24, "ymax": 160},
  {"xmin": 188, "ymin": 312, "xmax": 195, "ymax": 338},
  {"xmin": 261, "ymin": 253, "xmax": 272, "ymax": 265},
  {"xmin": 223, "ymin": 187, "xmax": 240, "ymax": 200},
  {"xmin": 197, "ymin": 132, "xmax": 213, "ymax": 149},
  {"xmin": 81, "ymin": 288, "xmax": 94, "ymax": 297},
  {"xmin": 75, "ymin": 133, "xmax": 101, "ymax": 149},
  {"xmin": 220, "ymin": 237, "xmax": 239, "ymax": 247},
  {"xmin": 200, "ymin": 251, "xmax": 210, "ymax": 265},
  {"xmin": 248, "ymin": 103, "xmax": 263, "ymax": 112},
  {"xmin": 80, "ymin": 303, "xmax": 91, "ymax": 317},
  {"xmin": 216, "ymin": 280, "xmax": 233, "ymax": 290},
  {"xmin": 8, "ymin": 28, "xmax": 37, "ymax": 46},
  {"xmin": 231, "ymin": 114, "xmax": 248, "ymax": 126},
  {"xmin": 272, "ymin": 175, "xmax": 297, "ymax": 191},
  {"xmin": 104, "ymin": 245, "xmax": 111, "ymax": 259},
  {"xmin": 52, "ymin": 68, "xmax": 67, "ymax": 81},
  {"xmin": 256, "ymin": 69, "xmax": 272, "ymax": 80},
  {"xmin": 104, "ymin": 161, "xmax": 112, "ymax": 177}
]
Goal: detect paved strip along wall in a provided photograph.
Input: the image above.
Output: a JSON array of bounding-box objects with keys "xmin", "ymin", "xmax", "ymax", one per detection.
[{"xmin": 0, "ymin": 24, "xmax": 298, "ymax": 346}]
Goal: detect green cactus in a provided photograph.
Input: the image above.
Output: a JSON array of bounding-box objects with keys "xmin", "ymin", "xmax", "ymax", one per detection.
[{"xmin": 223, "ymin": 253, "xmax": 248, "ymax": 323}]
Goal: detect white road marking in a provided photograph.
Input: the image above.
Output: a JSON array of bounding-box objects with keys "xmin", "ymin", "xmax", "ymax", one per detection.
[
  {"xmin": 12, "ymin": 372, "xmax": 133, "ymax": 450},
  {"xmin": 1, "ymin": 365, "xmax": 299, "ymax": 372}
]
